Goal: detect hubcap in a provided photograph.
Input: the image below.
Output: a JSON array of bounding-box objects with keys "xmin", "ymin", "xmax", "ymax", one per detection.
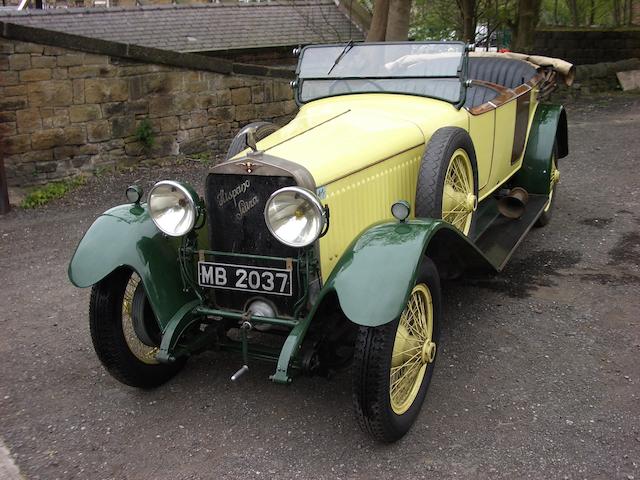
[
  {"xmin": 442, "ymin": 148, "xmax": 475, "ymax": 235},
  {"xmin": 421, "ymin": 340, "xmax": 436, "ymax": 364},
  {"xmin": 390, "ymin": 284, "xmax": 435, "ymax": 415}
]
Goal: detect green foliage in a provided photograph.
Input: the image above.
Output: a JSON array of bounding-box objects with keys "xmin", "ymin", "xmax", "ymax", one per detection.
[
  {"xmin": 409, "ymin": 0, "xmax": 516, "ymax": 43},
  {"xmin": 188, "ymin": 152, "xmax": 213, "ymax": 166},
  {"xmin": 411, "ymin": 0, "xmax": 461, "ymax": 40},
  {"xmin": 540, "ymin": 0, "xmax": 634, "ymax": 27},
  {"xmin": 21, "ymin": 176, "xmax": 86, "ymax": 209},
  {"xmin": 134, "ymin": 118, "xmax": 155, "ymax": 151},
  {"xmin": 406, "ymin": 0, "xmax": 635, "ymax": 47}
]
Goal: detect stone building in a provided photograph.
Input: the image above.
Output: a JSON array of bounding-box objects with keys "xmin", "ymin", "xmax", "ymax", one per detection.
[{"xmin": 0, "ymin": 1, "xmax": 368, "ymax": 200}]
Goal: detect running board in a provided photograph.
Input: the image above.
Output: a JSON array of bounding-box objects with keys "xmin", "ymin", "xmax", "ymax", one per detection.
[{"xmin": 473, "ymin": 194, "xmax": 549, "ymax": 271}]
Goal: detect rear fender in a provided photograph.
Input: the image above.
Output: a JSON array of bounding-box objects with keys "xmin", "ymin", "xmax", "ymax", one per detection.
[
  {"xmin": 315, "ymin": 219, "xmax": 494, "ymax": 327},
  {"xmin": 68, "ymin": 203, "xmax": 200, "ymax": 330},
  {"xmin": 514, "ymin": 103, "xmax": 568, "ymax": 194}
]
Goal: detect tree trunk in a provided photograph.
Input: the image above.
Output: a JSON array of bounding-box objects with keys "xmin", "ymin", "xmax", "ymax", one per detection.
[
  {"xmin": 567, "ymin": 0, "xmax": 579, "ymax": 26},
  {"xmin": 512, "ymin": 0, "xmax": 542, "ymax": 52},
  {"xmin": 367, "ymin": 0, "xmax": 390, "ymax": 41},
  {"xmin": 385, "ymin": 0, "xmax": 412, "ymax": 41},
  {"xmin": 613, "ymin": 0, "xmax": 621, "ymax": 26},
  {"xmin": 460, "ymin": 0, "xmax": 477, "ymax": 43},
  {"xmin": 589, "ymin": 0, "xmax": 596, "ymax": 24}
]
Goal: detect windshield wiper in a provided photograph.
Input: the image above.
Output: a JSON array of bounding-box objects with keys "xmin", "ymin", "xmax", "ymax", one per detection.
[{"xmin": 327, "ymin": 40, "xmax": 354, "ymax": 75}]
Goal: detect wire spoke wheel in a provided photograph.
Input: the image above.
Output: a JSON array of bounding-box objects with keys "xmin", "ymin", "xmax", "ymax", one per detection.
[
  {"xmin": 535, "ymin": 142, "xmax": 559, "ymax": 228},
  {"xmin": 544, "ymin": 154, "xmax": 560, "ymax": 213},
  {"xmin": 121, "ymin": 273, "xmax": 160, "ymax": 365},
  {"xmin": 416, "ymin": 127, "xmax": 478, "ymax": 239},
  {"xmin": 390, "ymin": 284, "xmax": 435, "ymax": 415},
  {"xmin": 442, "ymin": 149, "xmax": 476, "ymax": 235},
  {"xmin": 352, "ymin": 259, "xmax": 441, "ymax": 443},
  {"xmin": 89, "ymin": 269, "xmax": 185, "ymax": 389}
]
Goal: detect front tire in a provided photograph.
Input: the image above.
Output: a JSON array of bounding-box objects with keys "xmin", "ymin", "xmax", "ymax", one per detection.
[
  {"xmin": 416, "ymin": 127, "xmax": 478, "ymax": 236},
  {"xmin": 89, "ymin": 269, "xmax": 185, "ymax": 389},
  {"xmin": 352, "ymin": 258, "xmax": 441, "ymax": 442}
]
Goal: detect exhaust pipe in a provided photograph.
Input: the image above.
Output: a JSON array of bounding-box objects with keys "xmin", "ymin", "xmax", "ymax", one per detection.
[{"xmin": 498, "ymin": 187, "xmax": 529, "ymax": 219}]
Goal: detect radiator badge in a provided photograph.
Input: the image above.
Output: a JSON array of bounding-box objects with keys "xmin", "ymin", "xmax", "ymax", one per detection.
[
  {"xmin": 216, "ymin": 179, "xmax": 260, "ymax": 220},
  {"xmin": 239, "ymin": 161, "xmax": 257, "ymax": 174}
]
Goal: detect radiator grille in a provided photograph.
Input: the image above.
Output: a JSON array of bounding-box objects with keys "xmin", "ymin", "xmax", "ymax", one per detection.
[{"xmin": 205, "ymin": 173, "xmax": 300, "ymax": 314}]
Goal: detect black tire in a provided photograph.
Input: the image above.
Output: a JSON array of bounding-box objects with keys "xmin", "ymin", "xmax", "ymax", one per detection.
[
  {"xmin": 415, "ymin": 127, "xmax": 479, "ymax": 236},
  {"xmin": 352, "ymin": 258, "xmax": 442, "ymax": 443},
  {"xmin": 534, "ymin": 143, "xmax": 559, "ymax": 228},
  {"xmin": 225, "ymin": 121, "xmax": 279, "ymax": 160},
  {"xmin": 89, "ymin": 269, "xmax": 185, "ymax": 389}
]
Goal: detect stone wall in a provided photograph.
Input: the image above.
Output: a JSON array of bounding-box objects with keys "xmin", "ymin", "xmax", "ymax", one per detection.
[
  {"xmin": 0, "ymin": 37, "xmax": 297, "ymax": 189},
  {"xmin": 533, "ymin": 29, "xmax": 640, "ymax": 65}
]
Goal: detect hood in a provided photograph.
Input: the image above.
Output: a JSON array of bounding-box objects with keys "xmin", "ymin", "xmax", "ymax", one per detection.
[{"xmin": 255, "ymin": 94, "xmax": 467, "ymax": 186}]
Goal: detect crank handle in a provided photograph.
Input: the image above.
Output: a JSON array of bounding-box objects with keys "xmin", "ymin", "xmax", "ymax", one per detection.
[{"xmin": 231, "ymin": 365, "xmax": 249, "ymax": 382}]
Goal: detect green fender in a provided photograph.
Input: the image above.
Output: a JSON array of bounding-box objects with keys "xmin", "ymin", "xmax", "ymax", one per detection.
[
  {"xmin": 68, "ymin": 203, "xmax": 198, "ymax": 330},
  {"xmin": 317, "ymin": 219, "xmax": 494, "ymax": 327},
  {"xmin": 513, "ymin": 103, "xmax": 568, "ymax": 194}
]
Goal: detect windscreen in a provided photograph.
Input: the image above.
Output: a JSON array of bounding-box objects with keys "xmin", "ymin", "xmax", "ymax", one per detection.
[{"xmin": 297, "ymin": 42, "xmax": 466, "ymax": 104}]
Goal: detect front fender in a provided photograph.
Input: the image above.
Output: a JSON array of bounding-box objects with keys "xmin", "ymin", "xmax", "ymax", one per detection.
[
  {"xmin": 68, "ymin": 203, "xmax": 198, "ymax": 330},
  {"xmin": 318, "ymin": 219, "xmax": 493, "ymax": 327}
]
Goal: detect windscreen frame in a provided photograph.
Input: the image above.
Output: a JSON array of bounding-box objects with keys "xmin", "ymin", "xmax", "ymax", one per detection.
[{"xmin": 293, "ymin": 41, "xmax": 470, "ymax": 108}]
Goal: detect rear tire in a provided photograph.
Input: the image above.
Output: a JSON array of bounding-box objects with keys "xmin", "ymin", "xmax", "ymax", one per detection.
[
  {"xmin": 225, "ymin": 121, "xmax": 279, "ymax": 160},
  {"xmin": 352, "ymin": 258, "xmax": 441, "ymax": 443},
  {"xmin": 416, "ymin": 127, "xmax": 478, "ymax": 236},
  {"xmin": 89, "ymin": 269, "xmax": 185, "ymax": 389},
  {"xmin": 534, "ymin": 143, "xmax": 559, "ymax": 228}
]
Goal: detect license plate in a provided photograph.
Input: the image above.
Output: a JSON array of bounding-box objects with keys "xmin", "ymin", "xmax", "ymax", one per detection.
[{"xmin": 197, "ymin": 261, "xmax": 293, "ymax": 296}]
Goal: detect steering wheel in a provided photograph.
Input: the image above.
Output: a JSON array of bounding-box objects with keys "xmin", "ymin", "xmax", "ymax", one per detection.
[{"xmin": 328, "ymin": 79, "xmax": 384, "ymax": 95}]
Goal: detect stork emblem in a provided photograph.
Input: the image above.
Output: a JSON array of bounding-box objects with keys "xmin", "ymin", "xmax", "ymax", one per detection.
[{"xmin": 238, "ymin": 162, "xmax": 258, "ymax": 174}]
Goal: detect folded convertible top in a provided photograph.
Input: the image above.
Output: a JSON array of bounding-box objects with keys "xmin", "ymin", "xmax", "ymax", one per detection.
[{"xmin": 471, "ymin": 51, "xmax": 575, "ymax": 86}]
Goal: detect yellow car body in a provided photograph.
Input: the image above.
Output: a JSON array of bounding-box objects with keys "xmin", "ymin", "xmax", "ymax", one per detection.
[
  {"xmin": 246, "ymin": 86, "xmax": 538, "ymax": 278},
  {"xmin": 69, "ymin": 42, "xmax": 570, "ymax": 442}
]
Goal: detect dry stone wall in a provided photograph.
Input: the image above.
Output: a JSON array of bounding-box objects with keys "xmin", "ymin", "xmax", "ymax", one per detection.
[
  {"xmin": 0, "ymin": 37, "xmax": 297, "ymax": 189},
  {"xmin": 533, "ymin": 29, "xmax": 640, "ymax": 65}
]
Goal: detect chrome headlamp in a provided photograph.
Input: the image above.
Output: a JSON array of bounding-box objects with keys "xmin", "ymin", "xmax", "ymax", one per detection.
[
  {"xmin": 264, "ymin": 186, "xmax": 326, "ymax": 248},
  {"xmin": 148, "ymin": 180, "xmax": 199, "ymax": 237}
]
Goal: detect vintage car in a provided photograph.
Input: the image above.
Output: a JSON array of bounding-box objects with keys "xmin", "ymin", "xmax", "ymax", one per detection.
[{"xmin": 69, "ymin": 42, "xmax": 573, "ymax": 442}]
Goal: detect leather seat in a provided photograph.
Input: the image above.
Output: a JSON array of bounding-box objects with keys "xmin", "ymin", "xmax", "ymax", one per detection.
[
  {"xmin": 463, "ymin": 84, "xmax": 499, "ymax": 109},
  {"xmin": 468, "ymin": 57, "xmax": 537, "ymax": 89}
]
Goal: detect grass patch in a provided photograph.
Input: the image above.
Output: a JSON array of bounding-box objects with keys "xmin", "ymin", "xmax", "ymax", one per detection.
[
  {"xmin": 21, "ymin": 176, "xmax": 87, "ymax": 209},
  {"xmin": 188, "ymin": 151, "xmax": 214, "ymax": 166}
]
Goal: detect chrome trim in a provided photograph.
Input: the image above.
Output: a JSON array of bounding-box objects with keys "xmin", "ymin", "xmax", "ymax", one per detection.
[
  {"xmin": 210, "ymin": 152, "xmax": 316, "ymax": 192},
  {"xmin": 148, "ymin": 180, "xmax": 197, "ymax": 237},
  {"xmin": 264, "ymin": 186, "xmax": 326, "ymax": 248}
]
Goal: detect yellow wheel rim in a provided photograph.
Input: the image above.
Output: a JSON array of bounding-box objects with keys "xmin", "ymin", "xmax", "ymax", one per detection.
[
  {"xmin": 390, "ymin": 284, "xmax": 436, "ymax": 415},
  {"xmin": 122, "ymin": 273, "xmax": 160, "ymax": 365},
  {"xmin": 545, "ymin": 155, "xmax": 560, "ymax": 213},
  {"xmin": 442, "ymin": 148, "xmax": 476, "ymax": 235}
]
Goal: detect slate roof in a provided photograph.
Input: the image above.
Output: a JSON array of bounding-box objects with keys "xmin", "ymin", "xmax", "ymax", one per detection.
[{"xmin": 0, "ymin": 1, "xmax": 365, "ymax": 53}]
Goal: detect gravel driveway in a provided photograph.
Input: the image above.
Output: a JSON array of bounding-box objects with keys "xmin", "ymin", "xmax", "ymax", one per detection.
[{"xmin": 0, "ymin": 92, "xmax": 639, "ymax": 480}]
